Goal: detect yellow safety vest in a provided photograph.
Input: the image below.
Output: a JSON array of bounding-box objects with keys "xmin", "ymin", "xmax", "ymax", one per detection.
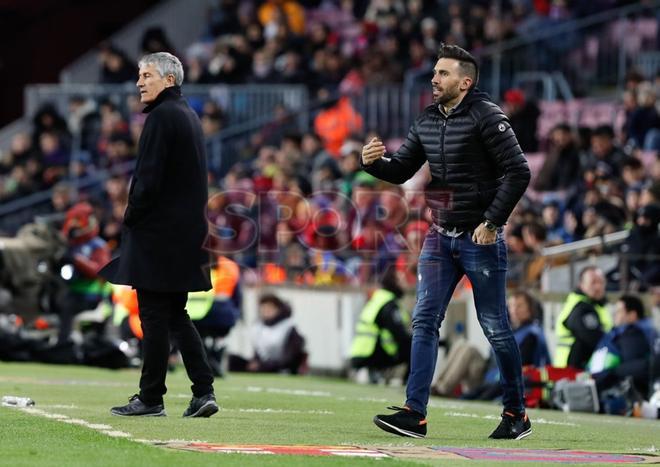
[
  {"xmin": 554, "ymin": 292, "xmax": 612, "ymax": 367},
  {"xmin": 350, "ymin": 289, "xmax": 405, "ymax": 359},
  {"xmin": 186, "ymin": 269, "xmax": 219, "ymax": 321}
]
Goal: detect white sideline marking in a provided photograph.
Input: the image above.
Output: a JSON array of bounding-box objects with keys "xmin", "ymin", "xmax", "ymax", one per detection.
[
  {"xmin": 62, "ymin": 418, "xmax": 93, "ymax": 426},
  {"xmin": 356, "ymin": 397, "xmax": 389, "ymax": 403},
  {"xmin": 245, "ymin": 386, "xmax": 332, "ymax": 397},
  {"xmin": 445, "ymin": 411, "xmax": 578, "ymax": 427},
  {"xmin": 42, "ymin": 404, "xmax": 78, "ymax": 409},
  {"xmin": 631, "ymin": 446, "xmax": 659, "ymax": 453},
  {"xmin": 88, "ymin": 424, "xmax": 113, "ymax": 430},
  {"xmin": 6, "ymin": 404, "xmax": 204, "ymax": 448},
  {"xmin": 228, "ymin": 408, "xmax": 333, "ymax": 415},
  {"xmin": 9, "ymin": 406, "xmax": 134, "ymax": 440},
  {"xmin": 101, "ymin": 430, "xmax": 132, "ymax": 438}
]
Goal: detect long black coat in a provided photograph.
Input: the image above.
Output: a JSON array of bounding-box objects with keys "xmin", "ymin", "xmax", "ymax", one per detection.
[{"xmin": 99, "ymin": 86, "xmax": 211, "ymax": 292}]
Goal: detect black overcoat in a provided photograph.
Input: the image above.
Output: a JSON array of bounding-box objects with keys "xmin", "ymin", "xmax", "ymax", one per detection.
[{"xmin": 99, "ymin": 86, "xmax": 211, "ymax": 292}]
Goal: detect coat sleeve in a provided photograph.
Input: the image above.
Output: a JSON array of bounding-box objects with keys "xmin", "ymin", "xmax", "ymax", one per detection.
[
  {"xmin": 124, "ymin": 110, "xmax": 171, "ymax": 227},
  {"xmin": 478, "ymin": 105, "xmax": 531, "ymax": 226},
  {"xmin": 360, "ymin": 118, "xmax": 426, "ymax": 184}
]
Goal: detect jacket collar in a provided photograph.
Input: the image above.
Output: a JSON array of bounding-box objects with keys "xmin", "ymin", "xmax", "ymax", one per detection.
[
  {"xmin": 143, "ymin": 86, "xmax": 182, "ymax": 113},
  {"xmin": 436, "ymin": 87, "xmax": 491, "ymax": 118},
  {"xmin": 574, "ymin": 288, "xmax": 607, "ymax": 307}
]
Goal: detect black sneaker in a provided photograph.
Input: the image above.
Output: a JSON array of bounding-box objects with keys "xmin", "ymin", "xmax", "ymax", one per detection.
[
  {"xmin": 182, "ymin": 393, "xmax": 219, "ymax": 418},
  {"xmin": 488, "ymin": 411, "xmax": 532, "ymax": 440},
  {"xmin": 373, "ymin": 405, "xmax": 427, "ymax": 438},
  {"xmin": 111, "ymin": 395, "xmax": 166, "ymax": 417}
]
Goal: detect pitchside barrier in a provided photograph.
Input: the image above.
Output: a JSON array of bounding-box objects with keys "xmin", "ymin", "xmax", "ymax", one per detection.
[{"xmin": 224, "ymin": 285, "xmax": 660, "ymax": 374}]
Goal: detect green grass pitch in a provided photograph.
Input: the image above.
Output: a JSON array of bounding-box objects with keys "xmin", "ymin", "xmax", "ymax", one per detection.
[{"xmin": 1, "ymin": 362, "xmax": 658, "ymax": 466}]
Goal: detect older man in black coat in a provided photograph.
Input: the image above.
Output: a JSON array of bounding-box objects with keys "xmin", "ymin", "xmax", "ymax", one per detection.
[{"xmin": 101, "ymin": 52, "xmax": 217, "ymax": 418}]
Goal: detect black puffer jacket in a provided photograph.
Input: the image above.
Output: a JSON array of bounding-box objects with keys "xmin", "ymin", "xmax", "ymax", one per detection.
[{"xmin": 362, "ymin": 89, "xmax": 530, "ymax": 231}]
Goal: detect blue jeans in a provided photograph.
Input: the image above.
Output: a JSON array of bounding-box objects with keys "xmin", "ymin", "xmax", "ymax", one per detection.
[{"xmin": 405, "ymin": 229, "xmax": 525, "ymax": 416}]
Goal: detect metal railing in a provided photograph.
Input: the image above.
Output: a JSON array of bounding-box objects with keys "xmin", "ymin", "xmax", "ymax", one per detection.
[
  {"xmin": 24, "ymin": 83, "xmax": 308, "ymax": 127},
  {"xmin": 538, "ymin": 230, "xmax": 636, "ymax": 291},
  {"xmin": 475, "ymin": 0, "xmax": 660, "ymax": 98},
  {"xmin": 0, "ymin": 160, "xmax": 135, "ymax": 235}
]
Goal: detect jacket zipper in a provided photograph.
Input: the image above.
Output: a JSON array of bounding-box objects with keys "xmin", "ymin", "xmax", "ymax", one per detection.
[{"xmin": 440, "ymin": 117, "xmax": 447, "ymax": 183}]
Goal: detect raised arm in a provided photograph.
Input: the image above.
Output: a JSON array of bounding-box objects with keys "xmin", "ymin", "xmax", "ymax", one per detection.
[{"xmin": 360, "ymin": 122, "xmax": 426, "ymax": 185}]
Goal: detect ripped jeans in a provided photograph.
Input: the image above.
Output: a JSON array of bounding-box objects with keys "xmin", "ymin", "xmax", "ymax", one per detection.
[{"xmin": 405, "ymin": 228, "xmax": 525, "ymax": 416}]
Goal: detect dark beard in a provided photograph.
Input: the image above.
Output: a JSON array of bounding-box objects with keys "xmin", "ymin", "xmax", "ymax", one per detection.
[{"xmin": 434, "ymin": 88, "xmax": 460, "ymax": 106}]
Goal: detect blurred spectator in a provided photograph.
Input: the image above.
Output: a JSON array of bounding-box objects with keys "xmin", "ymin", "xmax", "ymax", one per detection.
[
  {"xmin": 32, "ymin": 104, "xmax": 71, "ymax": 150},
  {"xmin": 200, "ymin": 101, "xmax": 226, "ymax": 138},
  {"xmin": 98, "ymin": 43, "xmax": 138, "ymax": 84},
  {"xmin": 433, "ymin": 290, "xmax": 550, "ymax": 398},
  {"xmin": 502, "ymin": 88, "xmax": 540, "ymax": 153},
  {"xmin": 583, "ymin": 125, "xmax": 626, "ymax": 178},
  {"xmin": 104, "ymin": 132, "xmax": 135, "ymax": 171},
  {"xmin": 627, "ymin": 82, "xmax": 660, "ymax": 151},
  {"xmin": 534, "ymin": 123, "xmax": 580, "ymax": 191},
  {"xmin": 609, "ymin": 204, "xmax": 660, "ymax": 291},
  {"xmin": 621, "ymin": 156, "xmax": 645, "ymax": 191},
  {"xmin": 338, "ymin": 149, "xmax": 362, "ymax": 198},
  {"xmin": 206, "ymin": 0, "xmax": 241, "ymax": 38},
  {"xmin": 100, "ymin": 176, "xmax": 128, "ymax": 250},
  {"xmin": 521, "ymin": 221, "xmax": 548, "ymax": 286},
  {"xmin": 56, "ymin": 202, "xmax": 111, "ymax": 344},
  {"xmin": 189, "ymin": 255, "xmax": 242, "ymax": 376},
  {"xmin": 228, "ymin": 293, "xmax": 306, "ymax": 373},
  {"xmin": 350, "ymin": 266, "xmax": 411, "ymax": 382},
  {"xmin": 589, "ymin": 295, "xmax": 658, "ymax": 398},
  {"xmin": 140, "ymin": 26, "xmax": 176, "ymax": 55},
  {"xmin": 542, "ymin": 201, "xmax": 573, "ymax": 244},
  {"xmin": 67, "ymin": 96, "xmax": 100, "ymax": 148},
  {"xmin": 258, "ymin": 0, "xmax": 306, "ymax": 36},
  {"xmin": 554, "ymin": 266, "xmax": 612, "ymax": 370},
  {"xmin": 313, "ymin": 89, "xmax": 363, "ymax": 158}
]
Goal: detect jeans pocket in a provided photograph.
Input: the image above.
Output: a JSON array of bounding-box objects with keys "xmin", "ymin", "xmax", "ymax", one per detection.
[{"xmin": 469, "ymin": 229, "xmax": 505, "ymax": 247}]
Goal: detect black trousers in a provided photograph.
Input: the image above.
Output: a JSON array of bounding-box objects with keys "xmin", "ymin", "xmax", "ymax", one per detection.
[{"xmin": 136, "ymin": 289, "xmax": 214, "ymax": 405}]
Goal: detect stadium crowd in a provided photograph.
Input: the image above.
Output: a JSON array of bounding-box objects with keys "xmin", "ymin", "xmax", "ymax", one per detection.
[
  {"xmin": 0, "ymin": 0, "xmax": 659, "ymax": 419},
  {"xmin": 1, "ymin": 1, "xmax": 659, "ymax": 290}
]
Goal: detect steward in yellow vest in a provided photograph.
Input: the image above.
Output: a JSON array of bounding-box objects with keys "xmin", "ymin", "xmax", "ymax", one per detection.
[
  {"xmin": 187, "ymin": 256, "xmax": 242, "ymax": 377},
  {"xmin": 554, "ymin": 266, "xmax": 612, "ymax": 369},
  {"xmin": 187, "ymin": 256, "xmax": 241, "ymax": 338},
  {"xmin": 350, "ymin": 268, "xmax": 411, "ymax": 380}
]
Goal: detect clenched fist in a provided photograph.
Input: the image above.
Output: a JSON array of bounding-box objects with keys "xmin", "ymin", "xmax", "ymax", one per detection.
[{"xmin": 361, "ymin": 137, "xmax": 386, "ymax": 166}]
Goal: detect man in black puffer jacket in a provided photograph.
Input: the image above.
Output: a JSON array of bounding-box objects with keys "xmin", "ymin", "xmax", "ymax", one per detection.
[{"xmin": 367, "ymin": 44, "xmax": 531, "ymax": 440}]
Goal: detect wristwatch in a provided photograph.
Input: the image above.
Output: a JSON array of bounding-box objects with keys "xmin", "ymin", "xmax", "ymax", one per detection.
[{"xmin": 483, "ymin": 220, "xmax": 498, "ymax": 232}]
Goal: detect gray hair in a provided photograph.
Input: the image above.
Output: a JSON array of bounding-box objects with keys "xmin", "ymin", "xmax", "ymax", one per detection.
[{"xmin": 138, "ymin": 52, "xmax": 184, "ymax": 86}]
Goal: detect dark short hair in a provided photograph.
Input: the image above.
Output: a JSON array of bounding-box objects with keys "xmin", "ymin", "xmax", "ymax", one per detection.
[
  {"xmin": 524, "ymin": 221, "xmax": 547, "ymax": 241},
  {"xmin": 618, "ymin": 294, "xmax": 645, "ymax": 319},
  {"xmin": 510, "ymin": 289, "xmax": 543, "ymax": 321},
  {"xmin": 621, "ymin": 156, "xmax": 643, "ymax": 171},
  {"xmin": 592, "ymin": 125, "xmax": 614, "ymax": 139},
  {"xmin": 437, "ymin": 43, "xmax": 479, "ymax": 88},
  {"xmin": 553, "ymin": 123, "xmax": 571, "ymax": 133},
  {"xmin": 259, "ymin": 293, "xmax": 292, "ymax": 317}
]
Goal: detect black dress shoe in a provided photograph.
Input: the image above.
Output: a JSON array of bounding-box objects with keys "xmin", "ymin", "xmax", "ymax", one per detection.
[
  {"xmin": 183, "ymin": 393, "xmax": 219, "ymax": 418},
  {"xmin": 110, "ymin": 394, "xmax": 166, "ymax": 417}
]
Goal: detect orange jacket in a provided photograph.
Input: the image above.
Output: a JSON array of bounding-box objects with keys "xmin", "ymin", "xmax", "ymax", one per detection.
[
  {"xmin": 258, "ymin": 1, "xmax": 305, "ymax": 35},
  {"xmin": 314, "ymin": 97, "xmax": 364, "ymax": 157}
]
